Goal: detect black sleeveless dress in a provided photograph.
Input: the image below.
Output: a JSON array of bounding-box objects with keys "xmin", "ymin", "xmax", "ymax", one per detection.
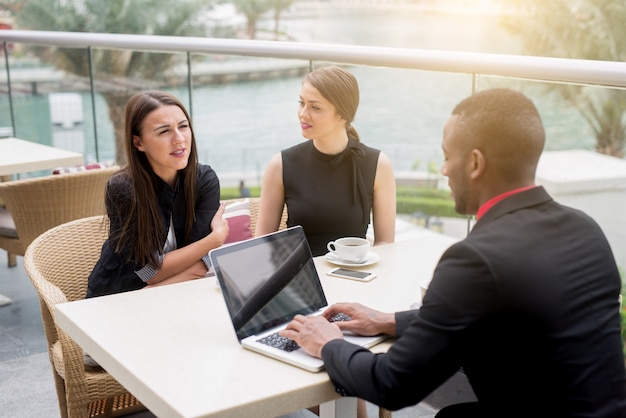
[{"xmin": 282, "ymin": 139, "xmax": 380, "ymax": 256}]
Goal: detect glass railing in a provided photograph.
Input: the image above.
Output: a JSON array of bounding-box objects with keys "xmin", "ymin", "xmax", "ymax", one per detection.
[
  {"xmin": 1, "ymin": 30, "xmax": 626, "ymax": 268},
  {"xmin": 2, "ymin": 31, "xmax": 625, "ymax": 173}
]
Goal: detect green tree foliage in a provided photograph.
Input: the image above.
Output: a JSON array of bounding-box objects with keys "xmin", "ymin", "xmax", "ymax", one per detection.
[
  {"xmin": 13, "ymin": 0, "xmax": 215, "ymax": 164},
  {"xmin": 503, "ymin": 0, "xmax": 626, "ymax": 157},
  {"xmin": 231, "ymin": 0, "xmax": 294, "ymax": 40},
  {"xmin": 231, "ymin": 0, "xmax": 272, "ymax": 39},
  {"xmin": 218, "ymin": 184, "xmax": 459, "ymax": 218},
  {"xmin": 269, "ymin": 0, "xmax": 295, "ymax": 39}
]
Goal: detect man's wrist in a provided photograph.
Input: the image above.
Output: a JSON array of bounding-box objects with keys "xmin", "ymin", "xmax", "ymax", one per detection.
[{"xmin": 377, "ymin": 312, "xmax": 397, "ymax": 336}]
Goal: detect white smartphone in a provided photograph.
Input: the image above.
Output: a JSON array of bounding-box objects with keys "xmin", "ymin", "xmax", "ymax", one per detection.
[{"xmin": 327, "ymin": 267, "xmax": 377, "ymax": 282}]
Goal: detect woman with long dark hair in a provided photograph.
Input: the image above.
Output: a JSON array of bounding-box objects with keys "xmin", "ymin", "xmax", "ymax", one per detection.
[{"xmin": 87, "ymin": 90, "xmax": 229, "ymax": 297}]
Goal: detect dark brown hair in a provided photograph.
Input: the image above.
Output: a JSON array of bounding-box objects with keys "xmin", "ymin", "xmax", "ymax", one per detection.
[{"xmin": 115, "ymin": 90, "xmax": 199, "ymax": 267}]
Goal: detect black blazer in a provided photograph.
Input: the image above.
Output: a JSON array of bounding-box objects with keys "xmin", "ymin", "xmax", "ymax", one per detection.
[
  {"xmin": 322, "ymin": 186, "xmax": 626, "ymax": 417},
  {"xmin": 87, "ymin": 164, "xmax": 220, "ymax": 297}
]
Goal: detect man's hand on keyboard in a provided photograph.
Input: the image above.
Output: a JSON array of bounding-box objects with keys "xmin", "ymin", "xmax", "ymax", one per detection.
[
  {"xmin": 329, "ymin": 312, "xmax": 352, "ymax": 322},
  {"xmin": 279, "ymin": 314, "xmax": 344, "ymax": 358},
  {"xmin": 322, "ymin": 302, "xmax": 397, "ymax": 337}
]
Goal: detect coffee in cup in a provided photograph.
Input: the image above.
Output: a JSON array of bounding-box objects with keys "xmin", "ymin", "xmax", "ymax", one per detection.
[{"xmin": 327, "ymin": 237, "xmax": 370, "ymax": 263}]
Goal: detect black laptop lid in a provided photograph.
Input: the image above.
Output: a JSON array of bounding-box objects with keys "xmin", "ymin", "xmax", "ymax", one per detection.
[{"xmin": 210, "ymin": 226, "xmax": 327, "ymax": 341}]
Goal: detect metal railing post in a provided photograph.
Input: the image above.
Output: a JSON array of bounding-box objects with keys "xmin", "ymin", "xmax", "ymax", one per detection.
[
  {"xmin": 186, "ymin": 51, "xmax": 193, "ymax": 117},
  {"xmin": 3, "ymin": 41, "xmax": 16, "ymax": 138},
  {"xmin": 87, "ymin": 46, "xmax": 99, "ymax": 162}
]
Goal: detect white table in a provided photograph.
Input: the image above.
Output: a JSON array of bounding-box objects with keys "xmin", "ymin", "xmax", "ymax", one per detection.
[
  {"xmin": 55, "ymin": 230, "xmax": 458, "ymax": 418},
  {"xmin": 0, "ymin": 137, "xmax": 84, "ymax": 177},
  {"xmin": 0, "ymin": 137, "xmax": 84, "ymax": 305}
]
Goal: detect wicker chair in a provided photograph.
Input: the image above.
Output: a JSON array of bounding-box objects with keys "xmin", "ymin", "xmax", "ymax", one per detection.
[
  {"xmin": 248, "ymin": 197, "xmax": 288, "ymax": 233},
  {"xmin": 0, "ymin": 166, "xmax": 118, "ymax": 267},
  {"xmin": 222, "ymin": 197, "xmax": 288, "ymax": 235},
  {"xmin": 24, "ymin": 215, "xmax": 145, "ymax": 418}
]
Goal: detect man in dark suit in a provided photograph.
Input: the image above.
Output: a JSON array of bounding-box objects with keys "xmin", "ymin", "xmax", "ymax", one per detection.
[{"xmin": 281, "ymin": 88, "xmax": 626, "ymax": 417}]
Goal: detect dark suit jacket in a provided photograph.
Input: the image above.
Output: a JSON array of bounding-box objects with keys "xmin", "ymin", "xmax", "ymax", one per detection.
[{"xmin": 322, "ymin": 186, "xmax": 626, "ymax": 417}]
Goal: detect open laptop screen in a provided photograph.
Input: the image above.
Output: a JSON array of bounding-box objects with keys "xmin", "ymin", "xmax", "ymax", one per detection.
[{"xmin": 211, "ymin": 226, "xmax": 327, "ymax": 341}]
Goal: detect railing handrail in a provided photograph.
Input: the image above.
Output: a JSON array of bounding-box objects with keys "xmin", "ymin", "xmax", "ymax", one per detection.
[{"xmin": 2, "ymin": 29, "xmax": 626, "ymax": 88}]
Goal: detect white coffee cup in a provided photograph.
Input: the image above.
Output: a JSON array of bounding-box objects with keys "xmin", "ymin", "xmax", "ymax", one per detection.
[{"xmin": 327, "ymin": 237, "xmax": 370, "ymax": 263}]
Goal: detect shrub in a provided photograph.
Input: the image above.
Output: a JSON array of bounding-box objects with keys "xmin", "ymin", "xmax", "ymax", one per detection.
[
  {"xmin": 219, "ymin": 185, "xmax": 459, "ymax": 218},
  {"xmin": 220, "ymin": 186, "xmax": 260, "ymax": 200},
  {"xmin": 396, "ymin": 186, "xmax": 462, "ymax": 218},
  {"xmin": 396, "ymin": 186, "xmax": 451, "ymax": 199}
]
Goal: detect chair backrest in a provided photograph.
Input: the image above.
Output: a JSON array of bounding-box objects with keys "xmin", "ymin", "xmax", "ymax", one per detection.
[
  {"xmin": 24, "ymin": 215, "xmax": 109, "ymax": 305},
  {"xmin": 23, "ymin": 215, "xmax": 147, "ymax": 418},
  {"xmin": 248, "ymin": 197, "xmax": 288, "ymax": 234},
  {"xmin": 0, "ymin": 166, "xmax": 118, "ymax": 254},
  {"xmin": 222, "ymin": 197, "xmax": 288, "ymax": 237}
]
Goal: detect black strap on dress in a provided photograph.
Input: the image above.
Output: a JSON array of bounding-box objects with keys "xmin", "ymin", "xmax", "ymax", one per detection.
[{"xmin": 329, "ymin": 139, "xmax": 369, "ymax": 225}]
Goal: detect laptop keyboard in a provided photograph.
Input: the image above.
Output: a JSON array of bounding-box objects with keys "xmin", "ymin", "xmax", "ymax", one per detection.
[
  {"xmin": 257, "ymin": 313, "xmax": 352, "ymax": 352},
  {"xmin": 258, "ymin": 332, "xmax": 300, "ymax": 352},
  {"xmin": 329, "ymin": 312, "xmax": 351, "ymax": 322}
]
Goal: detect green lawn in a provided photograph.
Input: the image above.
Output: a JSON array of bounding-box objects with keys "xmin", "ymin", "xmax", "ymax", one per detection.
[{"xmin": 220, "ymin": 185, "xmax": 462, "ymax": 218}]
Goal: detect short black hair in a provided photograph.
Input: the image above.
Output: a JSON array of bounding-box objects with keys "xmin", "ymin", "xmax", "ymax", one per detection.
[{"xmin": 452, "ymin": 88, "xmax": 545, "ymax": 181}]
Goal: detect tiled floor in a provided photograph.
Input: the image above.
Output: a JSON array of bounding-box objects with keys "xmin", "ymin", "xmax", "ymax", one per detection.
[
  {"xmin": 0, "ymin": 217, "xmax": 470, "ymax": 417},
  {"xmin": 0, "ymin": 252, "xmax": 60, "ymax": 417}
]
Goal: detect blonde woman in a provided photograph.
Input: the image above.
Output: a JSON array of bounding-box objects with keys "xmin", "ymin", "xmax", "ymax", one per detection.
[{"xmin": 257, "ymin": 66, "xmax": 396, "ymax": 256}]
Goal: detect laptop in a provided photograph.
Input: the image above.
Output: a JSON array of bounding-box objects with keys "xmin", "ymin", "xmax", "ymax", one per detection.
[{"xmin": 209, "ymin": 225, "xmax": 388, "ymax": 372}]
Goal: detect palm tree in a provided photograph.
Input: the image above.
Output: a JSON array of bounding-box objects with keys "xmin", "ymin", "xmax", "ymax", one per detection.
[
  {"xmin": 269, "ymin": 0, "xmax": 295, "ymax": 40},
  {"xmin": 232, "ymin": 0, "xmax": 273, "ymax": 40},
  {"xmin": 231, "ymin": 0, "xmax": 295, "ymax": 40},
  {"xmin": 503, "ymin": 0, "xmax": 626, "ymax": 157},
  {"xmin": 13, "ymin": 0, "xmax": 215, "ymax": 165}
]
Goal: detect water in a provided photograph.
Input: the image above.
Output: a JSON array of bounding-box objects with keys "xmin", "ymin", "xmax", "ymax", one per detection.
[
  {"xmin": 189, "ymin": 67, "xmax": 468, "ymax": 178},
  {"xmin": 2, "ymin": 4, "xmax": 596, "ymax": 183},
  {"xmin": 186, "ymin": 5, "xmax": 594, "ymax": 181}
]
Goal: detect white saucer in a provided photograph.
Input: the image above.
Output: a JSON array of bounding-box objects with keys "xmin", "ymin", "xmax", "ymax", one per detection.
[{"xmin": 324, "ymin": 251, "xmax": 380, "ymax": 267}]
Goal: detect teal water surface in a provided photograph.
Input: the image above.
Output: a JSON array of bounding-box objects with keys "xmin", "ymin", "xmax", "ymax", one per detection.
[{"xmin": 1, "ymin": 5, "xmax": 595, "ymax": 179}]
